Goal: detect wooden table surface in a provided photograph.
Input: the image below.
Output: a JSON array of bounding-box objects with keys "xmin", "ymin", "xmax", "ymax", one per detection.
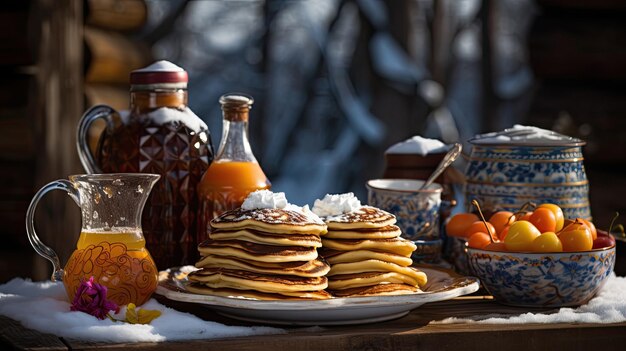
[{"xmin": 2, "ymin": 295, "xmax": 625, "ymax": 351}]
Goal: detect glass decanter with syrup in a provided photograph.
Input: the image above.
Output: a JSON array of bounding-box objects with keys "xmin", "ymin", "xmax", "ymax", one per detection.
[
  {"xmin": 77, "ymin": 61, "xmax": 214, "ymax": 268},
  {"xmin": 197, "ymin": 94, "xmax": 271, "ymax": 240}
]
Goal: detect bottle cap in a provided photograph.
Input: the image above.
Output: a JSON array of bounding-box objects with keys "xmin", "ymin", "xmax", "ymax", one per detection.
[
  {"xmin": 220, "ymin": 93, "xmax": 253, "ymax": 121},
  {"xmin": 130, "ymin": 60, "xmax": 188, "ymax": 89},
  {"xmin": 219, "ymin": 93, "xmax": 254, "ymax": 110}
]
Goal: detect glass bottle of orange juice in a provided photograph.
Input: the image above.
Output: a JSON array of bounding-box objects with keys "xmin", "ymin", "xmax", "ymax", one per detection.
[{"xmin": 197, "ymin": 93, "xmax": 270, "ymax": 240}]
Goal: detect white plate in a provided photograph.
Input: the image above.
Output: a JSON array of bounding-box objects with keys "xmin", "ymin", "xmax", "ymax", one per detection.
[{"xmin": 156, "ymin": 266, "xmax": 479, "ymax": 326}]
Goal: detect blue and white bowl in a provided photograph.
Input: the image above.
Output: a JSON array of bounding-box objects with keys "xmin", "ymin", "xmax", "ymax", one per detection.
[
  {"xmin": 465, "ymin": 128, "xmax": 590, "ymax": 219},
  {"xmin": 466, "ymin": 245, "xmax": 615, "ymax": 307}
]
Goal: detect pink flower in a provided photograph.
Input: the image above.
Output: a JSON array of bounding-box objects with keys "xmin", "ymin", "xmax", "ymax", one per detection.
[{"xmin": 70, "ymin": 276, "xmax": 119, "ymax": 320}]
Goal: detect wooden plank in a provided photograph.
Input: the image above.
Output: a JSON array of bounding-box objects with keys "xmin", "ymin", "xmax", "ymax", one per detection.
[
  {"xmin": 65, "ymin": 321, "xmax": 626, "ymax": 351},
  {"xmin": 537, "ymin": 0, "xmax": 626, "ymax": 11},
  {"xmin": 84, "ymin": 84, "xmax": 129, "ymax": 111},
  {"xmin": 31, "ymin": 0, "xmax": 84, "ymax": 281},
  {"xmin": 0, "ymin": 3, "xmax": 38, "ymax": 66},
  {"xmin": 0, "ymin": 316, "xmax": 67, "ymax": 350},
  {"xmin": 85, "ymin": 0, "xmax": 147, "ymax": 32},
  {"xmin": 84, "ymin": 27, "xmax": 151, "ymax": 84},
  {"xmin": 529, "ymin": 15, "xmax": 626, "ymax": 81},
  {"xmin": 2, "ymin": 297, "xmax": 625, "ymax": 350},
  {"xmin": 0, "ymin": 117, "xmax": 36, "ymax": 160},
  {"xmin": 0, "ymin": 250, "xmax": 39, "ymax": 284},
  {"xmin": 83, "ymin": 83, "xmax": 129, "ymax": 153},
  {"xmin": 63, "ymin": 298, "xmax": 626, "ymax": 351},
  {"xmin": 0, "ymin": 74, "xmax": 36, "ymax": 160},
  {"xmin": 528, "ymin": 83, "xmax": 626, "ymax": 164}
]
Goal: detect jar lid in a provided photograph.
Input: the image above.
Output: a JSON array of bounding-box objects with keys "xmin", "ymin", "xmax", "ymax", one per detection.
[
  {"xmin": 130, "ymin": 60, "xmax": 188, "ymax": 87},
  {"xmin": 469, "ymin": 125, "xmax": 585, "ymax": 147}
]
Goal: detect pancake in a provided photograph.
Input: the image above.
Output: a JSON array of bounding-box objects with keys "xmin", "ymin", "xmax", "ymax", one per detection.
[
  {"xmin": 321, "ymin": 237, "xmax": 416, "ymax": 257},
  {"xmin": 330, "ymin": 283, "xmax": 420, "ymax": 297},
  {"xmin": 211, "ymin": 208, "xmax": 327, "ymax": 235},
  {"xmin": 188, "ymin": 268, "xmax": 328, "ymax": 293},
  {"xmin": 327, "ymin": 260, "xmax": 427, "ymax": 286},
  {"xmin": 323, "ymin": 206, "xmax": 396, "ymax": 230},
  {"xmin": 324, "ymin": 225, "xmax": 401, "ymax": 239},
  {"xmin": 327, "ymin": 271, "xmax": 422, "ymax": 290},
  {"xmin": 195, "ymin": 255, "xmax": 330, "ymax": 277},
  {"xmin": 186, "ymin": 283, "xmax": 332, "ymax": 300},
  {"xmin": 319, "ymin": 249, "xmax": 413, "ymax": 267},
  {"xmin": 198, "ymin": 239, "xmax": 318, "ymax": 263},
  {"xmin": 209, "ymin": 229, "xmax": 322, "ymax": 247}
]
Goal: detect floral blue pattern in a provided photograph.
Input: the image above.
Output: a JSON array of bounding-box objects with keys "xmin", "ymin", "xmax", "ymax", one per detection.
[
  {"xmin": 465, "ymin": 144, "xmax": 591, "ymax": 219},
  {"xmin": 367, "ymin": 189, "xmax": 441, "ymax": 240},
  {"xmin": 466, "ymin": 247, "xmax": 615, "ymax": 307},
  {"xmin": 367, "ymin": 179, "xmax": 444, "ymax": 263}
]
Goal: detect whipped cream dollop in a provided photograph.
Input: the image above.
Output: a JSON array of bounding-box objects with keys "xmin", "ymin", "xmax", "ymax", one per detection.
[
  {"xmin": 386, "ymin": 136, "xmax": 449, "ymax": 156},
  {"xmin": 241, "ymin": 190, "xmax": 325, "ymax": 224},
  {"xmin": 242, "ymin": 190, "xmax": 288, "ymax": 210},
  {"xmin": 312, "ymin": 193, "xmax": 362, "ymax": 217},
  {"xmin": 471, "ymin": 125, "xmax": 582, "ymax": 145}
]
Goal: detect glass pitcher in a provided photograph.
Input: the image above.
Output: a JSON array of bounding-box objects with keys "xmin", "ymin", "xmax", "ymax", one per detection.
[{"xmin": 26, "ymin": 173, "xmax": 160, "ymax": 306}]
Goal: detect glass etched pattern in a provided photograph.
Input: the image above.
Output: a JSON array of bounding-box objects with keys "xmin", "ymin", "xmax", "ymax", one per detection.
[
  {"xmin": 97, "ymin": 119, "xmax": 212, "ymax": 267},
  {"xmin": 64, "ymin": 237, "xmax": 158, "ymax": 306}
]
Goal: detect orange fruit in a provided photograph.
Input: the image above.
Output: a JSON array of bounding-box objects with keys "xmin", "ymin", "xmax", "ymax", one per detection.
[
  {"xmin": 488, "ymin": 211, "xmax": 515, "ymax": 235},
  {"xmin": 467, "ymin": 232, "xmax": 492, "ymax": 249},
  {"xmin": 538, "ymin": 203, "xmax": 565, "ymax": 232},
  {"xmin": 529, "ymin": 208, "xmax": 557, "ymax": 233},
  {"xmin": 465, "ymin": 221, "xmax": 497, "ymax": 240},
  {"xmin": 446, "ymin": 213, "xmax": 479, "ymax": 237}
]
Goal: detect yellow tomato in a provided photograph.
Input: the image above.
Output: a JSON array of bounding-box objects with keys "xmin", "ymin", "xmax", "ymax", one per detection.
[
  {"xmin": 531, "ymin": 232, "xmax": 563, "ymax": 252},
  {"xmin": 579, "ymin": 218, "xmax": 598, "ymax": 241},
  {"xmin": 504, "ymin": 221, "xmax": 541, "ymax": 252},
  {"xmin": 560, "ymin": 225, "xmax": 593, "ymax": 252}
]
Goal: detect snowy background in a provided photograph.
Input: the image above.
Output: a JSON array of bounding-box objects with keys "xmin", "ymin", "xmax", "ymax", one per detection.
[{"xmin": 139, "ymin": 0, "xmax": 535, "ymax": 205}]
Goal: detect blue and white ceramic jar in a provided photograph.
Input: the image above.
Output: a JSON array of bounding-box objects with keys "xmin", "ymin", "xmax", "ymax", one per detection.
[{"xmin": 464, "ymin": 126, "xmax": 590, "ymax": 219}]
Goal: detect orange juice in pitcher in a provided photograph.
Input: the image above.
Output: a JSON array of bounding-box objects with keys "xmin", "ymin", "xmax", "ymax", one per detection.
[
  {"xmin": 26, "ymin": 174, "xmax": 160, "ymax": 306},
  {"xmin": 75, "ymin": 229, "xmax": 147, "ymax": 251},
  {"xmin": 64, "ymin": 228, "xmax": 157, "ymax": 306}
]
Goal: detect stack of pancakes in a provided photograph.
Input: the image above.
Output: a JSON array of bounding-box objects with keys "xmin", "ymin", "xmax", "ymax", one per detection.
[
  {"xmin": 319, "ymin": 206, "xmax": 427, "ymax": 297},
  {"xmin": 188, "ymin": 206, "xmax": 332, "ymax": 300}
]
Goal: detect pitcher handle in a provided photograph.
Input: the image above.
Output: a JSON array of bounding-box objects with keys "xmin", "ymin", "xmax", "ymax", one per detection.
[
  {"xmin": 25, "ymin": 180, "xmax": 80, "ymax": 281},
  {"xmin": 76, "ymin": 105, "xmax": 116, "ymax": 174}
]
